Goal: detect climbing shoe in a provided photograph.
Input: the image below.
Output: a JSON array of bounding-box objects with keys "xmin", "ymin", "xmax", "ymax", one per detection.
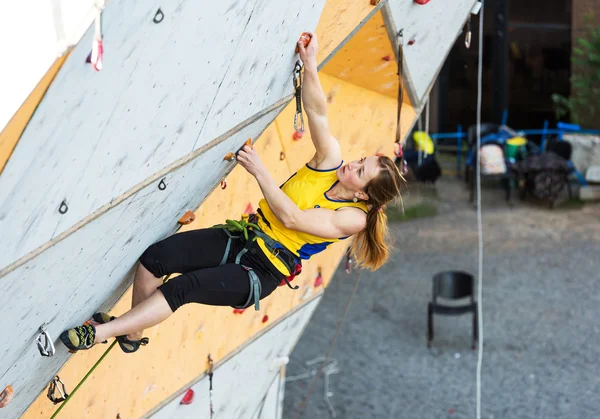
[
  {"xmin": 116, "ymin": 335, "xmax": 149, "ymax": 353},
  {"xmin": 59, "ymin": 324, "xmax": 97, "ymax": 352},
  {"xmin": 91, "ymin": 311, "xmax": 149, "ymax": 353}
]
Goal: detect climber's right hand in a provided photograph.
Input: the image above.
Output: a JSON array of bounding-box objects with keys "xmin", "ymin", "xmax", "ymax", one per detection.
[{"xmin": 297, "ymin": 32, "xmax": 318, "ymax": 66}]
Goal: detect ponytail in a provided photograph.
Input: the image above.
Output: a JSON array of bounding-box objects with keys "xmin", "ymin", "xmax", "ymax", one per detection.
[
  {"xmin": 351, "ymin": 207, "xmax": 391, "ymax": 271},
  {"xmin": 350, "ymin": 156, "xmax": 405, "ymax": 271}
]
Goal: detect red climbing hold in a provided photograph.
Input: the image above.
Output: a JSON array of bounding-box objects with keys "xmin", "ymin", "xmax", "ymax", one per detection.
[
  {"xmin": 414, "ymin": 0, "xmax": 430, "ymax": 4},
  {"xmin": 244, "ymin": 203, "xmax": 254, "ymax": 215},
  {"xmin": 279, "ymin": 263, "xmax": 302, "ymax": 287},
  {"xmin": 293, "ymin": 130, "xmax": 304, "ymax": 140},
  {"xmin": 233, "ymin": 308, "xmax": 246, "ymax": 314},
  {"xmin": 448, "ymin": 408, "xmax": 455, "ymax": 414},
  {"xmin": 262, "ymin": 315, "xmax": 269, "ymax": 323},
  {"xmin": 221, "ymin": 180, "xmax": 227, "ymax": 189},
  {"xmin": 314, "ymin": 271, "xmax": 323, "ymax": 287},
  {"xmin": 180, "ymin": 388, "xmax": 195, "ymax": 405},
  {"xmin": 382, "ymin": 55, "xmax": 391, "ymax": 62},
  {"xmin": 408, "ymin": 39, "xmax": 416, "ymax": 46}
]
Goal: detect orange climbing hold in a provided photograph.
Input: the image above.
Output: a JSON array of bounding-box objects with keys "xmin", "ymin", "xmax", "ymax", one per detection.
[
  {"xmin": 224, "ymin": 152, "xmax": 235, "ymax": 162},
  {"xmin": 178, "ymin": 210, "xmax": 196, "ymax": 225},
  {"xmin": 0, "ymin": 385, "xmax": 14, "ymax": 408},
  {"xmin": 370, "ymin": 0, "xmax": 381, "ymax": 5},
  {"xmin": 296, "ymin": 32, "xmax": 312, "ymax": 53}
]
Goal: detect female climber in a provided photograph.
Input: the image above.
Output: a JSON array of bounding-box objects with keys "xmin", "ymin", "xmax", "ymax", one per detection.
[{"xmin": 60, "ymin": 32, "xmax": 406, "ymax": 353}]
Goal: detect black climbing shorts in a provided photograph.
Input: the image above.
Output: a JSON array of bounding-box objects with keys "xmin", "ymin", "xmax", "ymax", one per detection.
[{"xmin": 139, "ymin": 228, "xmax": 284, "ymax": 312}]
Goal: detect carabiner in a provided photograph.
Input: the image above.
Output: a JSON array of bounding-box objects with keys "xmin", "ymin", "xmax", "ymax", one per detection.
[
  {"xmin": 47, "ymin": 376, "xmax": 69, "ymax": 404},
  {"xmin": 36, "ymin": 324, "xmax": 55, "ymax": 357}
]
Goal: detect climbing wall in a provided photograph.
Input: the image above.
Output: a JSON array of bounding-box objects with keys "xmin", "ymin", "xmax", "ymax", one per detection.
[
  {"xmin": 2, "ymin": 0, "xmax": 478, "ymax": 417},
  {"xmin": 383, "ymin": 0, "xmax": 478, "ymax": 106},
  {"xmin": 145, "ymin": 297, "xmax": 320, "ymax": 419}
]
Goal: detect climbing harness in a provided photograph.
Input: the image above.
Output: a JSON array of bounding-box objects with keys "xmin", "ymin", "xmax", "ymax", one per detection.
[
  {"xmin": 293, "ymin": 61, "xmax": 304, "ymax": 133},
  {"xmin": 212, "ymin": 210, "xmax": 300, "ymax": 311},
  {"xmin": 394, "ymin": 29, "xmax": 408, "ymax": 175},
  {"xmin": 465, "ymin": 15, "xmax": 472, "ymax": 49},
  {"xmin": 89, "ymin": 0, "xmax": 104, "ymax": 71},
  {"xmin": 47, "ymin": 376, "xmax": 69, "ymax": 405},
  {"xmin": 207, "ymin": 354, "xmax": 215, "ymax": 419},
  {"xmin": 36, "ymin": 323, "xmax": 55, "ymax": 357}
]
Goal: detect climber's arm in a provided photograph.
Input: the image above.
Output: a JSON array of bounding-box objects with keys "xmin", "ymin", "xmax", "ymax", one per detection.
[{"xmin": 297, "ymin": 34, "xmax": 342, "ymax": 169}]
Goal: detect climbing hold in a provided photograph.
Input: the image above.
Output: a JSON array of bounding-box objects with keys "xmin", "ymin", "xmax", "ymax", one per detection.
[
  {"xmin": 408, "ymin": 39, "xmax": 416, "ymax": 46},
  {"xmin": 382, "ymin": 55, "xmax": 391, "ymax": 62},
  {"xmin": 295, "ymin": 32, "xmax": 312, "ymax": 53},
  {"xmin": 233, "ymin": 308, "xmax": 246, "ymax": 314},
  {"xmin": 36, "ymin": 324, "xmax": 55, "ymax": 357},
  {"xmin": 158, "ymin": 178, "xmax": 167, "ymax": 190},
  {"xmin": 178, "ymin": 210, "xmax": 196, "ymax": 225},
  {"xmin": 293, "ymin": 130, "xmax": 304, "ymax": 141},
  {"xmin": 207, "ymin": 355, "xmax": 215, "ymax": 417},
  {"xmin": 58, "ymin": 200, "xmax": 69, "ymax": 215},
  {"xmin": 244, "ymin": 203, "xmax": 254, "ymax": 215},
  {"xmin": 180, "ymin": 388, "xmax": 194, "ymax": 405},
  {"xmin": 449, "ymin": 408, "xmax": 455, "ymax": 414},
  {"xmin": 153, "ymin": 8, "xmax": 164, "ymax": 24},
  {"xmin": 314, "ymin": 271, "xmax": 323, "ymax": 287},
  {"xmin": 47, "ymin": 376, "xmax": 69, "ymax": 404},
  {"xmin": 244, "ymin": 138, "xmax": 253, "ymax": 149},
  {"xmin": 220, "ymin": 180, "xmax": 227, "ymax": 189},
  {"xmin": 262, "ymin": 315, "xmax": 269, "ymax": 323},
  {"xmin": 414, "ymin": 0, "xmax": 431, "ymax": 4},
  {"xmin": 224, "ymin": 152, "xmax": 235, "ymax": 162},
  {"xmin": 0, "ymin": 386, "xmax": 14, "ymax": 408},
  {"xmin": 280, "ymin": 151, "xmax": 286, "ymax": 161},
  {"xmin": 370, "ymin": 0, "xmax": 381, "ymax": 5}
]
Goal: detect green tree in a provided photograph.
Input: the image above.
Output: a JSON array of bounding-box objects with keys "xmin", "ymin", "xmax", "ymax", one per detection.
[{"xmin": 552, "ymin": 14, "xmax": 600, "ymax": 126}]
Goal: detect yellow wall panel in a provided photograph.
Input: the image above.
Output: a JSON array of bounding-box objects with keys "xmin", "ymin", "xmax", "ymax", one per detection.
[
  {"xmin": 316, "ymin": 0, "xmax": 383, "ymax": 65},
  {"xmin": 322, "ymin": 10, "xmax": 401, "ymax": 99}
]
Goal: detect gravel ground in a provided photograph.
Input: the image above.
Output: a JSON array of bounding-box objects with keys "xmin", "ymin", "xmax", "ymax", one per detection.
[{"xmin": 283, "ymin": 177, "xmax": 600, "ymax": 419}]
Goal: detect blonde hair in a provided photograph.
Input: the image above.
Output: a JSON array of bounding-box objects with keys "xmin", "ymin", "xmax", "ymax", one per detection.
[{"xmin": 350, "ymin": 156, "xmax": 406, "ymax": 271}]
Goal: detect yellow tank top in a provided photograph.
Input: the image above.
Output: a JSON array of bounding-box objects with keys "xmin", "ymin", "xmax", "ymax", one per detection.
[{"xmin": 255, "ymin": 161, "xmax": 369, "ymax": 276}]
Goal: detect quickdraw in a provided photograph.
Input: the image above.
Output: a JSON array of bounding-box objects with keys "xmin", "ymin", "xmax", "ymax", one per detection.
[
  {"xmin": 47, "ymin": 376, "xmax": 69, "ymax": 404},
  {"xmin": 394, "ymin": 29, "xmax": 408, "ymax": 176},
  {"xmin": 207, "ymin": 355, "xmax": 215, "ymax": 419},
  {"xmin": 36, "ymin": 323, "xmax": 55, "ymax": 357},
  {"xmin": 89, "ymin": 0, "xmax": 104, "ymax": 71},
  {"xmin": 465, "ymin": 15, "xmax": 472, "ymax": 49},
  {"xmin": 293, "ymin": 61, "xmax": 304, "ymax": 133}
]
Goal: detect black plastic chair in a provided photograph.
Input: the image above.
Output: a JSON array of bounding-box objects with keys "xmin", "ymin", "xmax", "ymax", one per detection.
[
  {"xmin": 427, "ymin": 271, "xmax": 478, "ymax": 349},
  {"xmin": 545, "ymin": 139, "xmax": 573, "ymax": 200}
]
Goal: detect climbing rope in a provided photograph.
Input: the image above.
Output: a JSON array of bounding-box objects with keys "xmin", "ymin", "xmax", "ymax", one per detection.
[
  {"xmin": 393, "ymin": 30, "xmax": 408, "ymax": 175},
  {"xmin": 292, "ymin": 270, "xmax": 362, "ymax": 419},
  {"xmin": 475, "ymin": 2, "xmax": 485, "ymax": 419},
  {"xmin": 49, "ymin": 340, "xmax": 118, "ymax": 418}
]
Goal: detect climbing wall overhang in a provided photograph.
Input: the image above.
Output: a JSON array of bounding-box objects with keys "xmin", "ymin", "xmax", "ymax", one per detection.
[{"xmin": 382, "ymin": 0, "xmax": 479, "ymax": 108}]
